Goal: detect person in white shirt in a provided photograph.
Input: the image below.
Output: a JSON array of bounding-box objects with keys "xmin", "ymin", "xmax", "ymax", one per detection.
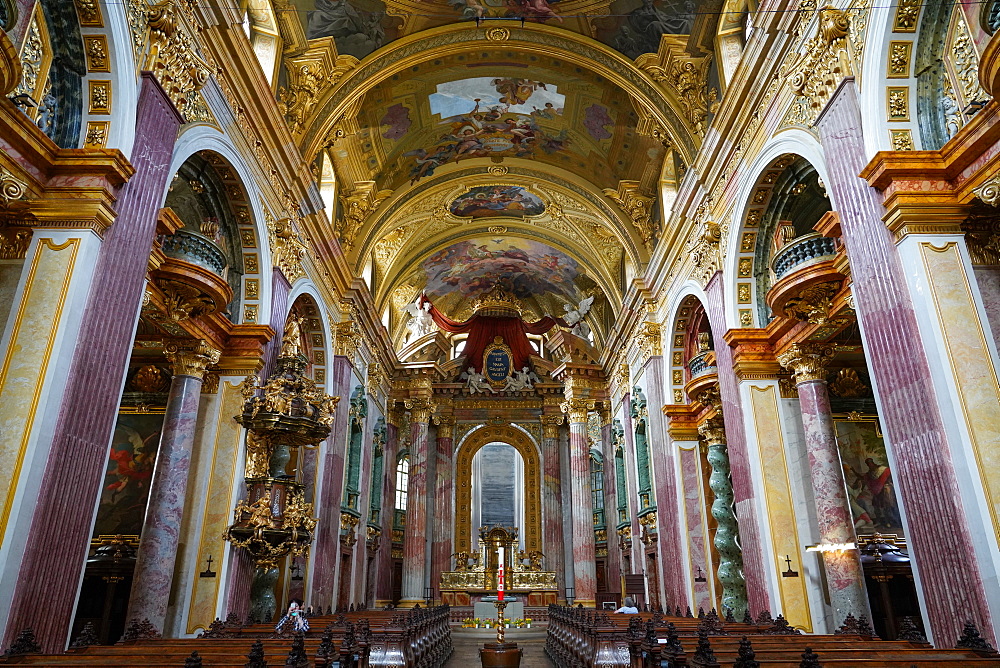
[{"xmin": 615, "ymin": 596, "xmax": 639, "ymax": 614}]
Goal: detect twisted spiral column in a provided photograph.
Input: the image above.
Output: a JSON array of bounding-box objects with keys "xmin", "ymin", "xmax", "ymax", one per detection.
[{"xmin": 698, "ymin": 417, "xmax": 748, "ymax": 617}]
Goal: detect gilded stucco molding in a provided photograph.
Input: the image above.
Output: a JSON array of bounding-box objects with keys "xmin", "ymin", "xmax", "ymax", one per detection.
[
  {"xmin": 781, "ymin": 8, "xmax": 853, "ymax": 127},
  {"xmin": 603, "ymin": 180, "xmax": 656, "ymax": 252},
  {"xmin": 635, "ymin": 37, "xmax": 718, "ymax": 138},
  {"xmin": 338, "ymin": 181, "xmax": 393, "ymax": 252},
  {"xmin": 277, "ymin": 38, "xmax": 357, "ymax": 137}
]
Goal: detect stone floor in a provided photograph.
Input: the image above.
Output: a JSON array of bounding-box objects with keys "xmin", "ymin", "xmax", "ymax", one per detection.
[{"xmin": 444, "ymin": 626, "xmax": 552, "ymax": 667}]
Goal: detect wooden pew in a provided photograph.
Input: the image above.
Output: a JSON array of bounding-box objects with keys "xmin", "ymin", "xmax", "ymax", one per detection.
[
  {"xmin": 0, "ymin": 606, "xmax": 452, "ymax": 668},
  {"xmin": 544, "ymin": 604, "xmax": 1000, "ymax": 668}
]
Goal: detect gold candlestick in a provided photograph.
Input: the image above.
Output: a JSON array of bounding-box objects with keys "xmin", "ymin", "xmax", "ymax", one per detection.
[{"xmin": 495, "ymin": 600, "xmax": 508, "ymax": 644}]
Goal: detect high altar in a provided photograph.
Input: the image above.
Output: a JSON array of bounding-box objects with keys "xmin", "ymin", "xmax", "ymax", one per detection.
[{"xmin": 439, "ymin": 526, "xmax": 558, "ymax": 607}]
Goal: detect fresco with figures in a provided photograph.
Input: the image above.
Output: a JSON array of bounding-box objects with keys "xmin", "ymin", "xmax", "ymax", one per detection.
[
  {"xmin": 92, "ymin": 413, "xmax": 164, "ymax": 537},
  {"xmin": 404, "ymin": 77, "xmax": 569, "ymax": 184},
  {"xmin": 422, "ymin": 237, "xmax": 581, "ymax": 301},
  {"xmin": 834, "ymin": 419, "xmax": 905, "ymax": 537},
  {"xmin": 288, "ymin": 0, "xmax": 695, "ymax": 60},
  {"xmin": 348, "ymin": 51, "xmax": 661, "ymax": 194},
  {"xmin": 449, "ymin": 186, "xmax": 545, "ymax": 218}
]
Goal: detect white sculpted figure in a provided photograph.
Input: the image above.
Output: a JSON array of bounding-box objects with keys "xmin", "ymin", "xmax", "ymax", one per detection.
[
  {"xmin": 461, "ymin": 367, "xmax": 495, "ymax": 394},
  {"xmin": 503, "ymin": 365, "xmax": 540, "ymax": 392},
  {"xmin": 403, "ymin": 299, "xmax": 436, "ymax": 341},
  {"xmin": 563, "ymin": 295, "xmax": 595, "ymax": 340}
]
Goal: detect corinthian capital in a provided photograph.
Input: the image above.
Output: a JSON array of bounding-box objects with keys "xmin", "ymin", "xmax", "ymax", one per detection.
[
  {"xmin": 404, "ymin": 397, "xmax": 436, "ymax": 424},
  {"xmin": 540, "ymin": 414, "xmax": 565, "ymax": 439},
  {"xmin": 697, "ymin": 416, "xmax": 727, "ymax": 447},
  {"xmin": 776, "ymin": 343, "xmax": 834, "ymax": 384},
  {"xmin": 434, "ymin": 414, "xmax": 455, "ymax": 440},
  {"xmin": 560, "ymin": 398, "xmax": 595, "ymax": 424},
  {"xmin": 165, "ymin": 339, "xmax": 221, "ymax": 380}
]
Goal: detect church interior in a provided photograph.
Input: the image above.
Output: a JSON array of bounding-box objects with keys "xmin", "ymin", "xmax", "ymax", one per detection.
[{"xmin": 3, "ymin": 0, "xmax": 1000, "ymax": 665}]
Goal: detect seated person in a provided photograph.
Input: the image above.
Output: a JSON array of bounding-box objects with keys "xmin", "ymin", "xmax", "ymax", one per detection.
[{"xmin": 615, "ymin": 596, "xmax": 639, "ymax": 614}]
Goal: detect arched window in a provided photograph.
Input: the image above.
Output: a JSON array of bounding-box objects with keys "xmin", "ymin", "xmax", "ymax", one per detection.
[
  {"xmin": 395, "ymin": 454, "xmax": 410, "ymax": 511},
  {"xmin": 590, "ymin": 452, "xmax": 605, "ymax": 528}
]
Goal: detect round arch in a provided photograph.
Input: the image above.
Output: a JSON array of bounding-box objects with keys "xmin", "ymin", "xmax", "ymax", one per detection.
[
  {"xmin": 166, "ymin": 126, "xmax": 275, "ymax": 324},
  {"xmin": 663, "ymin": 283, "xmax": 712, "ymax": 406},
  {"xmin": 454, "ymin": 424, "xmax": 542, "ymax": 556},
  {"xmin": 298, "ymin": 21, "xmax": 699, "ymax": 166},
  {"xmin": 724, "ymin": 132, "xmax": 830, "ymax": 331}
]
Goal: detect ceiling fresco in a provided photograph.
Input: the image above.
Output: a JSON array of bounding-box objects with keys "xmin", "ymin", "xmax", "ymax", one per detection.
[
  {"xmin": 448, "ymin": 185, "xmax": 546, "ymax": 218},
  {"xmin": 286, "ymin": 0, "xmax": 698, "ymax": 61},
  {"xmin": 333, "ymin": 51, "xmax": 666, "ymax": 193},
  {"xmin": 423, "ymin": 237, "xmax": 581, "ymax": 301}
]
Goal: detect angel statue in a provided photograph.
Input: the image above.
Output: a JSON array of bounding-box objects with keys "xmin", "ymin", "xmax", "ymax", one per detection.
[
  {"xmin": 459, "ymin": 367, "xmax": 495, "ymax": 394},
  {"xmin": 563, "ymin": 295, "xmax": 595, "ymax": 340},
  {"xmin": 504, "ymin": 365, "xmax": 541, "ymax": 392},
  {"xmin": 403, "ymin": 298, "xmax": 436, "ymax": 342}
]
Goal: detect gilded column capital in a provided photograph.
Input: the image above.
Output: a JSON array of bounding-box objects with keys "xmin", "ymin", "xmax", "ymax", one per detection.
[
  {"xmin": 387, "ymin": 405, "xmax": 406, "ymax": 428},
  {"xmin": 777, "ymin": 343, "xmax": 834, "ymax": 384},
  {"xmin": 540, "ymin": 414, "xmax": 564, "ymax": 439},
  {"xmin": 433, "ymin": 414, "xmax": 455, "ymax": 440},
  {"xmin": 697, "ymin": 416, "xmax": 727, "ymax": 447},
  {"xmin": 560, "ymin": 398, "xmax": 595, "ymax": 424},
  {"xmin": 164, "ymin": 339, "xmax": 221, "ymax": 380},
  {"xmin": 404, "ymin": 397, "xmax": 436, "ymax": 424}
]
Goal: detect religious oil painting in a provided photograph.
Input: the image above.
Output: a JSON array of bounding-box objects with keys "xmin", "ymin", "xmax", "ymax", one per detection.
[
  {"xmin": 92, "ymin": 413, "xmax": 164, "ymax": 538},
  {"xmin": 449, "ymin": 0, "xmax": 563, "ymax": 22},
  {"xmin": 294, "ymin": 0, "xmax": 398, "ymax": 60},
  {"xmin": 406, "ymin": 77, "xmax": 568, "ymax": 184},
  {"xmin": 449, "ymin": 186, "xmax": 545, "ymax": 219},
  {"xmin": 834, "ymin": 418, "xmax": 904, "ymax": 537},
  {"xmin": 423, "ymin": 238, "xmax": 579, "ymax": 300}
]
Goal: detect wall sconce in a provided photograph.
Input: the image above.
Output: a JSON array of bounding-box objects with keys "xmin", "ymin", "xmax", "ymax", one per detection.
[
  {"xmin": 199, "ymin": 555, "xmax": 216, "ymax": 578},
  {"xmin": 694, "ymin": 566, "xmax": 707, "ymax": 583},
  {"xmin": 781, "ymin": 554, "xmax": 799, "ymax": 578},
  {"xmin": 806, "ymin": 542, "xmax": 856, "ymax": 553}
]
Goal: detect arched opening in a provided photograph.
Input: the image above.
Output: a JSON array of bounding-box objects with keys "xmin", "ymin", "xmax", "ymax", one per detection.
[{"xmin": 470, "ymin": 442, "xmax": 526, "ymax": 551}]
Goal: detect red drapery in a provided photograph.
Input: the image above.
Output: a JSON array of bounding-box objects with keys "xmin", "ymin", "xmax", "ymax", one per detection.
[{"xmin": 420, "ymin": 296, "xmax": 566, "ymax": 372}]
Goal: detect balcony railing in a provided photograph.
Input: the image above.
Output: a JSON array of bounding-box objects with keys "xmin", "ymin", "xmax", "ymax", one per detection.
[
  {"xmin": 772, "ymin": 233, "xmax": 837, "ymax": 279},
  {"xmin": 160, "ymin": 229, "xmax": 228, "ymax": 276},
  {"xmin": 688, "ymin": 351, "xmax": 717, "ymax": 379}
]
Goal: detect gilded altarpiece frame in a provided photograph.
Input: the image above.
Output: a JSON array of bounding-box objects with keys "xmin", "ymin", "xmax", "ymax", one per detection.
[{"xmin": 454, "ymin": 425, "xmax": 541, "ymax": 556}]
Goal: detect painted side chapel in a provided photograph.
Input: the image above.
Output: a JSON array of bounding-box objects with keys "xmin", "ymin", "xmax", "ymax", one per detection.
[{"xmin": 2, "ymin": 0, "xmax": 1000, "ymax": 664}]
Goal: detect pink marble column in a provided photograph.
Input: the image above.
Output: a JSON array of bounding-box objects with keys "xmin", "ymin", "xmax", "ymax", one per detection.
[
  {"xmin": 399, "ymin": 399, "xmax": 433, "ymax": 606},
  {"xmin": 541, "ymin": 415, "xmax": 566, "ymax": 596},
  {"xmin": 642, "ymin": 358, "xmax": 686, "ymax": 608},
  {"xmin": 308, "ymin": 356, "xmax": 353, "ymax": 609},
  {"xmin": 563, "ymin": 400, "xmax": 596, "ymax": 607},
  {"xmin": 2, "ymin": 74, "xmax": 183, "ymax": 653},
  {"xmin": 600, "ymin": 418, "xmax": 621, "ymax": 600},
  {"xmin": 429, "ymin": 418, "xmax": 454, "ymax": 601},
  {"xmin": 817, "ymin": 78, "xmax": 993, "ymax": 645},
  {"xmin": 127, "ymin": 342, "xmax": 220, "ymax": 630},
  {"xmin": 373, "ymin": 419, "xmax": 399, "ymax": 606},
  {"xmin": 704, "ymin": 273, "xmax": 771, "ymax": 617},
  {"xmin": 779, "ymin": 345, "xmax": 869, "ymax": 622}
]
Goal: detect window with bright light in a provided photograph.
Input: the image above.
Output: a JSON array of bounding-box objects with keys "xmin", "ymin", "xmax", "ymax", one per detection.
[{"xmin": 395, "ymin": 454, "xmax": 410, "ymax": 511}]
